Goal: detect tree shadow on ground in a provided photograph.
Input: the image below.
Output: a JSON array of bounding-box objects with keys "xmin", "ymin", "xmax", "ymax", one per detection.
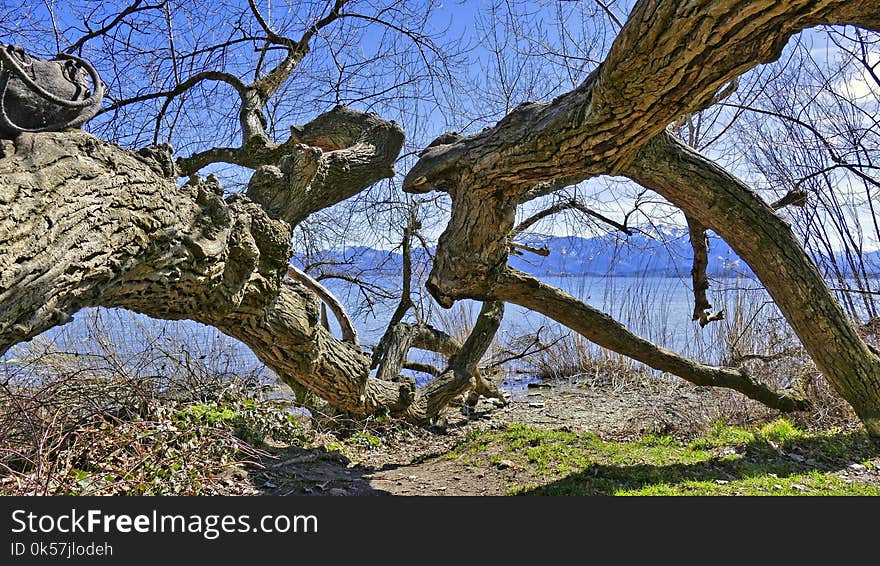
[
  {"xmin": 246, "ymin": 444, "xmax": 391, "ymax": 496},
  {"xmin": 517, "ymin": 432, "xmax": 880, "ymax": 496}
]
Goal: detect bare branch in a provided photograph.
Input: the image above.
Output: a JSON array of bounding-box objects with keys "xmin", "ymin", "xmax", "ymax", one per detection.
[
  {"xmin": 720, "ymin": 102, "xmax": 880, "ymax": 192},
  {"xmin": 512, "ymin": 199, "xmax": 633, "ymax": 237},
  {"xmin": 771, "ymin": 189, "xmax": 809, "ymax": 210},
  {"xmin": 509, "ymin": 242, "xmax": 550, "ymax": 257},
  {"xmin": 286, "ymin": 265, "xmax": 358, "ymax": 345},
  {"xmin": 594, "ymin": 0, "xmax": 623, "ymax": 30},
  {"xmin": 246, "ymin": 0, "xmax": 294, "ymax": 47},
  {"xmin": 371, "ymin": 213, "xmax": 416, "ymax": 369},
  {"xmin": 65, "ymin": 0, "xmax": 168, "ymax": 55},
  {"xmin": 493, "ymin": 269, "xmax": 808, "ymax": 412},
  {"xmin": 732, "ymin": 349, "xmax": 801, "ymax": 365},
  {"xmin": 252, "ymin": 0, "xmax": 347, "ymax": 97},
  {"xmin": 626, "ymin": 131, "xmax": 879, "ymax": 415},
  {"xmin": 99, "ymin": 71, "xmax": 248, "ymax": 116}
]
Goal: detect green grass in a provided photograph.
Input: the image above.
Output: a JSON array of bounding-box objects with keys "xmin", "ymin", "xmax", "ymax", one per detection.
[
  {"xmin": 448, "ymin": 420, "xmax": 880, "ymax": 496},
  {"xmin": 174, "ymin": 396, "xmax": 308, "ymax": 446}
]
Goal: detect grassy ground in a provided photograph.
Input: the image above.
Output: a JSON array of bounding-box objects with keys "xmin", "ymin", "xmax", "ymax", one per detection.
[
  {"xmin": 4, "ymin": 374, "xmax": 879, "ymax": 496},
  {"xmin": 446, "ymin": 419, "xmax": 880, "ymax": 495},
  {"xmin": 0, "ymin": 391, "xmax": 311, "ymax": 495}
]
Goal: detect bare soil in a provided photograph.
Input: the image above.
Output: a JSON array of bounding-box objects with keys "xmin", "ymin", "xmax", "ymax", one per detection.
[{"xmin": 247, "ymin": 378, "xmax": 825, "ymax": 496}]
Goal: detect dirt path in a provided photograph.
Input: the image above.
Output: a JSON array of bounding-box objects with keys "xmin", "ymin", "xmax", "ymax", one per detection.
[{"xmin": 250, "ymin": 379, "xmax": 755, "ymax": 496}]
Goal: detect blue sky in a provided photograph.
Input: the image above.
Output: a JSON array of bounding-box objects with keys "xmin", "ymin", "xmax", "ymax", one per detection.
[{"xmin": 3, "ymin": 1, "xmax": 877, "ymax": 252}]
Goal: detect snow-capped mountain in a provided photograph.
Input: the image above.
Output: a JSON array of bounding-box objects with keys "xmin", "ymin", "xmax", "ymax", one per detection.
[{"xmin": 294, "ymin": 229, "xmax": 880, "ymax": 279}]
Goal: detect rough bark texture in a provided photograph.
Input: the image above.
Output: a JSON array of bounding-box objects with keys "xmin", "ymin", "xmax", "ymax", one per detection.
[
  {"xmin": 626, "ymin": 132, "xmax": 880, "ymax": 436},
  {"xmin": 0, "ymin": 132, "xmax": 348, "ymax": 405},
  {"xmin": 246, "ymin": 106, "xmax": 404, "ymax": 226},
  {"xmin": 286, "ymin": 264, "xmax": 358, "ymax": 345},
  {"xmin": 403, "ymin": 0, "xmax": 880, "ymax": 436},
  {"xmin": 406, "ymin": 0, "xmax": 880, "ymax": 199},
  {"xmin": 494, "ymin": 270, "xmax": 807, "ymax": 411},
  {"xmin": 3, "ymin": 0, "xmax": 880, "ymax": 435},
  {"xmin": 685, "ymin": 215, "xmax": 722, "ymax": 327},
  {"xmin": 0, "ymin": 118, "xmax": 507, "ymax": 422},
  {"xmin": 406, "ymin": 301, "xmax": 506, "ymax": 420}
]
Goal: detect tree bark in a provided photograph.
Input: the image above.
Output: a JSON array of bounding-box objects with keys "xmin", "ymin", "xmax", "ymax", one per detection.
[
  {"xmin": 685, "ymin": 215, "xmax": 722, "ymax": 327},
  {"xmin": 493, "ymin": 269, "xmax": 807, "ymax": 411},
  {"xmin": 625, "ymin": 132, "xmax": 880, "ymax": 436},
  {"xmin": 0, "ymin": 123, "xmax": 496, "ymax": 423},
  {"xmin": 5, "ymin": 0, "xmax": 880, "ymax": 436},
  {"xmin": 403, "ymin": 0, "xmax": 880, "ymax": 437},
  {"xmin": 286, "ymin": 264, "xmax": 358, "ymax": 345}
]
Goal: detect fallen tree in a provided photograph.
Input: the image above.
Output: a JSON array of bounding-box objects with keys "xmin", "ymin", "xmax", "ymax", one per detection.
[
  {"xmin": 0, "ymin": 0, "xmax": 504, "ymax": 423},
  {"xmin": 403, "ymin": 0, "xmax": 880, "ymax": 436},
  {"xmin": 0, "ymin": 117, "xmax": 508, "ymax": 421},
  {"xmin": 1, "ymin": 0, "xmax": 879, "ymax": 436}
]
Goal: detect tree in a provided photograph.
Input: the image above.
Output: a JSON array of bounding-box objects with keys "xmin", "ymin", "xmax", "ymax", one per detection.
[
  {"xmin": 2, "ymin": 0, "xmax": 880, "ymax": 438},
  {"xmin": 405, "ymin": 0, "xmax": 880, "ymax": 436},
  {"xmin": 725, "ymin": 29, "xmax": 880, "ymax": 322},
  {"xmin": 0, "ymin": 0, "xmax": 502, "ymax": 423}
]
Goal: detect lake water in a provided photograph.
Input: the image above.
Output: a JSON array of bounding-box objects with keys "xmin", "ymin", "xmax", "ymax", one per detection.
[{"xmin": 2, "ymin": 274, "xmax": 790, "ymax": 387}]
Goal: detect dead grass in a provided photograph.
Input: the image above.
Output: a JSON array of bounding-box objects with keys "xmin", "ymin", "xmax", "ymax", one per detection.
[{"xmin": 0, "ymin": 309, "xmax": 307, "ymax": 496}]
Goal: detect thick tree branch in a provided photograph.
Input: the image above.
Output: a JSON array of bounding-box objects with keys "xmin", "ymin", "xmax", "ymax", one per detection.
[
  {"xmin": 510, "ymin": 242, "xmax": 550, "ymax": 257},
  {"xmin": 771, "ymin": 189, "xmax": 808, "ymax": 210},
  {"xmin": 286, "ymin": 264, "xmax": 358, "ymax": 345},
  {"xmin": 373, "ymin": 322, "xmax": 416, "ymax": 388},
  {"xmin": 493, "ymin": 269, "xmax": 808, "ymax": 411},
  {"xmin": 177, "ymin": 94, "xmax": 407, "ymax": 177},
  {"xmin": 0, "ymin": 131, "xmax": 490, "ymax": 424},
  {"xmin": 404, "ymin": 0, "xmax": 880, "ymax": 198},
  {"xmin": 624, "ymin": 131, "xmax": 880, "ymax": 432},
  {"xmin": 408, "ymin": 324, "xmax": 461, "ymax": 357},
  {"xmin": 245, "ymin": 106, "xmax": 404, "ymax": 226},
  {"xmin": 403, "ymin": 361, "xmax": 442, "ymax": 376},
  {"xmin": 404, "ymin": 301, "xmax": 505, "ymax": 420},
  {"xmin": 371, "ymin": 314, "xmax": 506, "ymax": 412}
]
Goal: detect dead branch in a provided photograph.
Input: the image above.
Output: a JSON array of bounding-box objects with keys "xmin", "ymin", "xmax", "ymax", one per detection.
[{"xmin": 286, "ymin": 264, "xmax": 358, "ymax": 345}]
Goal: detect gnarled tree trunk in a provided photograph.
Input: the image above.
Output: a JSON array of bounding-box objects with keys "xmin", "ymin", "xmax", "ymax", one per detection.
[
  {"xmin": 2, "ymin": 0, "xmax": 880, "ymax": 438},
  {"xmin": 403, "ymin": 0, "xmax": 880, "ymax": 437},
  {"xmin": 0, "ymin": 119, "xmax": 497, "ymax": 423}
]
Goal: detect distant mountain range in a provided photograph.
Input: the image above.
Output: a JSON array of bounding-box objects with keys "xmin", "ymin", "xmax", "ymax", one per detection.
[
  {"xmin": 295, "ymin": 230, "xmax": 880, "ymax": 279},
  {"xmin": 507, "ymin": 232, "xmax": 747, "ymax": 277}
]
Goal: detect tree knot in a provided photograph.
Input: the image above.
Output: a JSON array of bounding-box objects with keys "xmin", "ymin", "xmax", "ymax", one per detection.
[{"xmin": 135, "ymin": 143, "xmax": 177, "ymax": 178}]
